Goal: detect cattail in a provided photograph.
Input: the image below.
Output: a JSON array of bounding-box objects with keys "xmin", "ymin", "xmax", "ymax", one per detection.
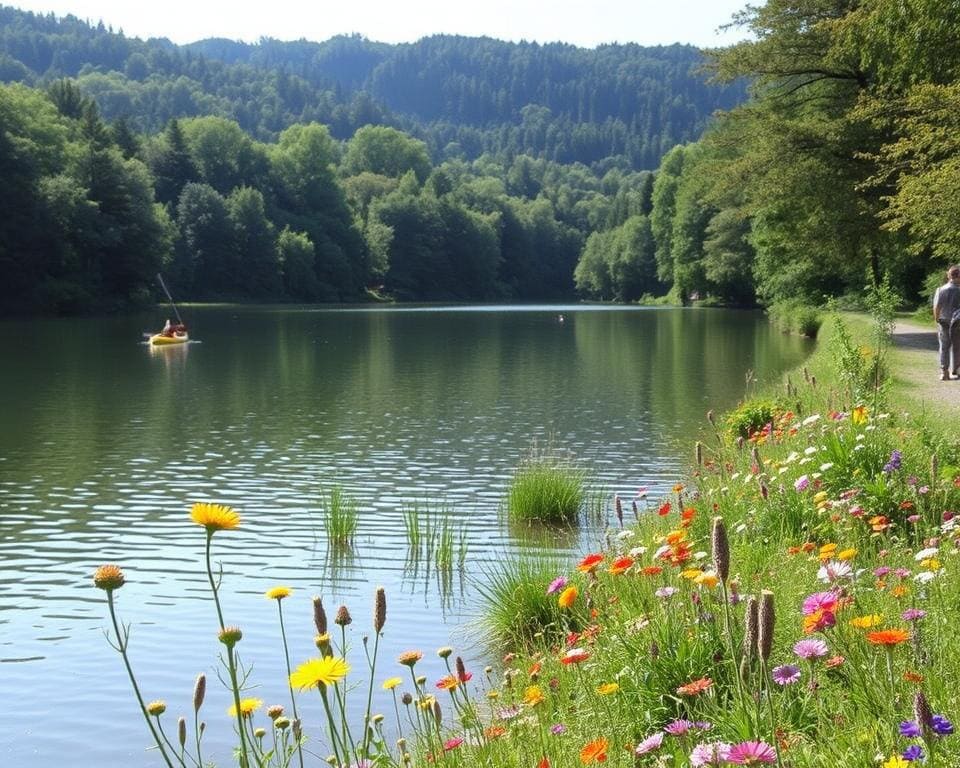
[
  {"xmin": 810, "ymin": 375, "xmax": 817, "ymax": 388},
  {"xmin": 736, "ymin": 435, "xmax": 745, "ymax": 451},
  {"xmin": 631, "ymin": 499, "xmax": 639, "ymax": 521},
  {"xmin": 931, "ymin": 454, "xmax": 939, "ymax": 487},
  {"xmin": 757, "ymin": 590, "xmax": 775, "ymax": 662},
  {"xmin": 193, "ymin": 673, "xmax": 206, "ymax": 712},
  {"xmin": 178, "ymin": 717, "xmax": 187, "ymax": 747},
  {"xmin": 455, "ymin": 656, "xmax": 468, "ymax": 682},
  {"xmin": 913, "ymin": 691, "xmax": 933, "ymax": 733},
  {"xmin": 695, "ymin": 441, "xmax": 703, "ymax": 467},
  {"xmin": 615, "ymin": 495, "xmax": 623, "ymax": 526},
  {"xmin": 374, "ymin": 586, "xmax": 386, "ymax": 633},
  {"xmin": 759, "ymin": 481, "xmax": 769, "ymax": 500},
  {"xmin": 743, "ymin": 596, "xmax": 758, "ymax": 662},
  {"xmin": 803, "ymin": 366, "xmax": 810, "ymax": 383},
  {"xmin": 711, "ymin": 517, "xmax": 730, "ymax": 583},
  {"xmin": 335, "ymin": 605, "xmax": 352, "ymax": 626},
  {"xmin": 707, "ymin": 409, "xmax": 715, "ymax": 426},
  {"xmin": 432, "ymin": 700, "xmax": 442, "ymax": 725},
  {"xmin": 313, "ymin": 597, "xmax": 328, "ymax": 635}
]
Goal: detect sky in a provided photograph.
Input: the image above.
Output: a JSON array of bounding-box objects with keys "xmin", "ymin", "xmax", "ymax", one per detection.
[{"xmin": 8, "ymin": 0, "xmax": 751, "ymax": 48}]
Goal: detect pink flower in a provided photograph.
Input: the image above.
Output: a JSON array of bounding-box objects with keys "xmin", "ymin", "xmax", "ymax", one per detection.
[
  {"xmin": 794, "ymin": 475, "xmax": 810, "ymax": 492},
  {"xmin": 727, "ymin": 741, "xmax": 777, "ymax": 764},
  {"xmin": 801, "ymin": 591, "xmax": 838, "ymax": 616},
  {"xmin": 793, "ymin": 638, "xmax": 829, "ymax": 660},
  {"xmin": 633, "ymin": 732, "xmax": 664, "ymax": 755},
  {"xmin": 443, "ymin": 737, "xmax": 463, "ymax": 751},
  {"xmin": 690, "ymin": 742, "xmax": 732, "ymax": 767},
  {"xmin": 546, "ymin": 576, "xmax": 568, "ymax": 595}
]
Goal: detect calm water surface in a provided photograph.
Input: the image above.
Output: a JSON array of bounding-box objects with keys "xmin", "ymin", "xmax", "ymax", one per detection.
[{"xmin": 0, "ymin": 305, "xmax": 811, "ymax": 766}]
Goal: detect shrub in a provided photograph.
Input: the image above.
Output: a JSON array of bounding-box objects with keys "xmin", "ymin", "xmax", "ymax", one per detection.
[
  {"xmin": 767, "ymin": 298, "xmax": 823, "ymax": 338},
  {"xmin": 725, "ymin": 397, "xmax": 782, "ymax": 439}
]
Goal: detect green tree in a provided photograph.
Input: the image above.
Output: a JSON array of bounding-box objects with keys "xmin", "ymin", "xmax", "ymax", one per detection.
[{"xmin": 342, "ymin": 125, "xmax": 432, "ymax": 182}]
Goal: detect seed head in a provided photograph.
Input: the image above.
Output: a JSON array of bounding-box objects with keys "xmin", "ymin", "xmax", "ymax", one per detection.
[
  {"xmin": 914, "ymin": 691, "xmax": 933, "ymax": 733},
  {"xmin": 146, "ymin": 700, "xmax": 166, "ymax": 717},
  {"xmin": 455, "ymin": 656, "xmax": 468, "ymax": 682},
  {"xmin": 275, "ymin": 717, "xmax": 290, "ymax": 730},
  {"xmin": 931, "ymin": 454, "xmax": 939, "ymax": 485},
  {"xmin": 757, "ymin": 590, "xmax": 775, "ymax": 661},
  {"xmin": 437, "ymin": 646, "xmax": 453, "ymax": 659},
  {"xmin": 401, "ymin": 692, "xmax": 413, "ymax": 705},
  {"xmin": 93, "ymin": 564, "xmax": 125, "ymax": 591},
  {"xmin": 374, "ymin": 586, "xmax": 387, "ymax": 633},
  {"xmin": 313, "ymin": 597, "xmax": 328, "ymax": 636},
  {"xmin": 615, "ymin": 495, "xmax": 623, "ymax": 525},
  {"xmin": 335, "ymin": 605, "xmax": 352, "ymax": 626},
  {"xmin": 711, "ymin": 516, "xmax": 730, "ymax": 583},
  {"xmin": 432, "ymin": 700, "xmax": 442, "ymax": 724},
  {"xmin": 193, "ymin": 673, "xmax": 206, "ymax": 712},
  {"xmin": 372, "ymin": 713, "xmax": 385, "ymax": 724},
  {"xmin": 743, "ymin": 596, "xmax": 758, "ymax": 662},
  {"xmin": 218, "ymin": 626, "xmax": 243, "ymax": 647},
  {"xmin": 267, "ymin": 705, "xmax": 284, "ymax": 720},
  {"xmin": 178, "ymin": 717, "xmax": 187, "ymax": 747},
  {"xmin": 292, "ymin": 718, "xmax": 301, "ymax": 739}
]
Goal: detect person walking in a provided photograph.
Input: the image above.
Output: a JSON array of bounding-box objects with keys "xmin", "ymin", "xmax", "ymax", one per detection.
[{"xmin": 933, "ymin": 265, "xmax": 960, "ymax": 380}]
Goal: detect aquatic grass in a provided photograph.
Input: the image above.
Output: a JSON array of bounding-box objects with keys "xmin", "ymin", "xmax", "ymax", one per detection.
[
  {"xmin": 321, "ymin": 485, "xmax": 359, "ymax": 547},
  {"xmin": 506, "ymin": 452, "xmax": 586, "ymax": 524}
]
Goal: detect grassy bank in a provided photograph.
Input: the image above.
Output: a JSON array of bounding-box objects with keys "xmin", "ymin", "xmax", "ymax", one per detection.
[{"xmin": 94, "ymin": 313, "xmax": 960, "ymax": 768}]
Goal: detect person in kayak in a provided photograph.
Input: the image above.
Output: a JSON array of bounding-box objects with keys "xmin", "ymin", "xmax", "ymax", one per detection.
[{"xmin": 160, "ymin": 319, "xmax": 187, "ymax": 338}]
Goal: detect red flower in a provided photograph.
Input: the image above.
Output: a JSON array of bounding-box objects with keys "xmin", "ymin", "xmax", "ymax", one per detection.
[
  {"xmin": 658, "ymin": 502, "xmax": 671, "ymax": 516},
  {"xmin": 578, "ymin": 553, "xmax": 604, "ymax": 573},
  {"xmin": 443, "ymin": 737, "xmax": 463, "ymax": 751},
  {"xmin": 561, "ymin": 648, "xmax": 590, "ymax": 665},
  {"xmin": 676, "ymin": 676, "xmax": 713, "ymax": 696}
]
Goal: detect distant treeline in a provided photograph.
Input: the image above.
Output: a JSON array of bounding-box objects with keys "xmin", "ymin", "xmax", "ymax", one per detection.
[{"xmin": 0, "ymin": 6, "xmax": 745, "ymax": 170}]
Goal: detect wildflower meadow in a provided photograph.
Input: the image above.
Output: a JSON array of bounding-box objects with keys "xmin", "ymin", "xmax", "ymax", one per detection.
[{"xmin": 94, "ymin": 314, "xmax": 960, "ymax": 767}]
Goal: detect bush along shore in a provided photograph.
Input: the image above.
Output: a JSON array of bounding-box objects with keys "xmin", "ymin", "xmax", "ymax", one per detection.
[{"xmin": 93, "ymin": 311, "xmax": 960, "ymax": 767}]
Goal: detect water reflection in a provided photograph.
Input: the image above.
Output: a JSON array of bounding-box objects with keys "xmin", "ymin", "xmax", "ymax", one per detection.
[{"xmin": 0, "ymin": 305, "xmax": 811, "ymax": 766}]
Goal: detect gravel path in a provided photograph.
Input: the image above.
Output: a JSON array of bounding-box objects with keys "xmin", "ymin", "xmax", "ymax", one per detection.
[{"xmin": 891, "ymin": 319, "xmax": 960, "ymax": 410}]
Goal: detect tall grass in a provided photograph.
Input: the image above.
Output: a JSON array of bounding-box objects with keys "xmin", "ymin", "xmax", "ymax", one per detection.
[
  {"xmin": 321, "ymin": 485, "xmax": 358, "ymax": 547},
  {"xmin": 401, "ymin": 500, "xmax": 467, "ymax": 569},
  {"xmin": 506, "ymin": 452, "xmax": 586, "ymax": 524}
]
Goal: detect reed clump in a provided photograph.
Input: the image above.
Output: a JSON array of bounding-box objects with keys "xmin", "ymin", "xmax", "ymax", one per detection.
[{"xmin": 506, "ymin": 451, "xmax": 586, "ymax": 524}]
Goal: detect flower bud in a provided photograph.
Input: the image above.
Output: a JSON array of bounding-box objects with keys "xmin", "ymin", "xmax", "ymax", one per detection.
[
  {"xmin": 218, "ymin": 626, "xmax": 242, "ymax": 647},
  {"xmin": 313, "ymin": 596, "xmax": 328, "ymax": 636},
  {"xmin": 147, "ymin": 700, "xmax": 166, "ymax": 717},
  {"xmin": 335, "ymin": 605, "xmax": 352, "ymax": 626},
  {"xmin": 178, "ymin": 717, "xmax": 186, "ymax": 747},
  {"xmin": 193, "ymin": 673, "xmax": 206, "ymax": 712},
  {"xmin": 93, "ymin": 564, "xmax": 126, "ymax": 591},
  {"xmin": 374, "ymin": 586, "xmax": 387, "ymax": 633}
]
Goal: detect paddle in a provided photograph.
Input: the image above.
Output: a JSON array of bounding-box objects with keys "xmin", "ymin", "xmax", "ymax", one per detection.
[{"xmin": 156, "ymin": 273, "xmax": 184, "ymax": 326}]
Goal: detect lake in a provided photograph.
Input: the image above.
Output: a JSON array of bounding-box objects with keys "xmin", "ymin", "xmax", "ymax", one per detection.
[{"xmin": 0, "ymin": 305, "xmax": 811, "ymax": 766}]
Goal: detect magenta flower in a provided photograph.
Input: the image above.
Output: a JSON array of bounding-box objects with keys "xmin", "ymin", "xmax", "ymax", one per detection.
[
  {"xmin": 793, "ymin": 639, "xmax": 829, "ymax": 660},
  {"xmin": 771, "ymin": 664, "xmax": 801, "ymax": 685},
  {"xmin": 727, "ymin": 741, "xmax": 777, "ymax": 764},
  {"xmin": 546, "ymin": 576, "xmax": 567, "ymax": 595},
  {"xmin": 801, "ymin": 591, "xmax": 838, "ymax": 615},
  {"xmin": 874, "ymin": 566, "xmax": 891, "ymax": 578},
  {"xmin": 690, "ymin": 742, "xmax": 732, "ymax": 767},
  {"xmin": 634, "ymin": 731, "xmax": 664, "ymax": 755},
  {"xmin": 901, "ymin": 608, "xmax": 926, "ymax": 622},
  {"xmin": 794, "ymin": 475, "xmax": 810, "ymax": 492}
]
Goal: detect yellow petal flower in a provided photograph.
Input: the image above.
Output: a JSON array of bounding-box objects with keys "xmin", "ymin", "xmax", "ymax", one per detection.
[
  {"xmin": 190, "ymin": 502, "xmax": 240, "ymax": 532},
  {"xmin": 558, "ymin": 585, "xmax": 578, "ymax": 609},
  {"xmin": 596, "ymin": 682, "xmax": 619, "ymax": 695},
  {"xmin": 289, "ymin": 657, "xmax": 350, "ymax": 690},
  {"xmin": 382, "ymin": 676, "xmax": 403, "ymax": 690},
  {"xmin": 849, "ymin": 614, "xmax": 883, "ymax": 629},
  {"xmin": 228, "ymin": 698, "xmax": 262, "ymax": 718},
  {"xmin": 837, "ymin": 548, "xmax": 856, "ymax": 561},
  {"xmin": 265, "ymin": 586, "xmax": 292, "ymax": 600}
]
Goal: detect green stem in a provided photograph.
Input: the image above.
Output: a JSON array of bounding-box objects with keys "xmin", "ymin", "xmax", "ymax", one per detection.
[
  {"xmin": 204, "ymin": 533, "xmax": 226, "ymax": 629},
  {"xmin": 760, "ymin": 658, "xmax": 784, "ymax": 768},
  {"xmin": 361, "ymin": 630, "xmax": 382, "ymax": 757},
  {"xmin": 319, "ymin": 684, "xmax": 346, "ymax": 767},
  {"xmin": 277, "ymin": 602, "xmax": 305, "ymax": 768},
  {"xmin": 107, "ymin": 592, "xmax": 176, "ymax": 768}
]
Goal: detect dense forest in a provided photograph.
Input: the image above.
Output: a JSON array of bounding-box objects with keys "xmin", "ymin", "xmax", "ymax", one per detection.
[
  {"xmin": 2, "ymin": 2, "xmax": 956, "ymax": 317},
  {"xmin": 574, "ymin": 0, "xmax": 960, "ymax": 309}
]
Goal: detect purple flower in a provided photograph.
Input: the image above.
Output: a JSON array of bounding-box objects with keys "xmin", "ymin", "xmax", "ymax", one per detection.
[
  {"xmin": 793, "ymin": 639, "xmax": 829, "ymax": 660},
  {"xmin": 634, "ymin": 731, "xmax": 664, "ymax": 755},
  {"xmin": 901, "ymin": 609, "xmax": 926, "ymax": 622},
  {"xmin": 894, "ymin": 568, "xmax": 912, "ymax": 579},
  {"xmin": 665, "ymin": 720, "xmax": 696, "ymax": 736},
  {"xmin": 772, "ymin": 664, "xmax": 801, "ymax": 686},
  {"xmin": 655, "ymin": 586, "xmax": 679, "ymax": 599},
  {"xmin": 883, "ymin": 450, "xmax": 902, "ymax": 473},
  {"xmin": 550, "ymin": 723, "xmax": 566, "ymax": 735},
  {"xmin": 690, "ymin": 742, "xmax": 732, "ymax": 767},
  {"xmin": 794, "ymin": 475, "xmax": 810, "ymax": 492},
  {"xmin": 931, "ymin": 714, "xmax": 954, "ymax": 736},
  {"xmin": 902, "ymin": 745, "xmax": 924, "ymax": 761},
  {"xmin": 899, "ymin": 721, "xmax": 921, "ymax": 738},
  {"xmin": 874, "ymin": 566, "xmax": 891, "ymax": 577},
  {"xmin": 546, "ymin": 576, "xmax": 567, "ymax": 595},
  {"xmin": 498, "ymin": 706, "xmax": 521, "ymax": 721}
]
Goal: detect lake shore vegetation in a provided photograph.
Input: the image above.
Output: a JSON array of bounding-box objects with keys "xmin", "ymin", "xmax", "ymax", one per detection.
[{"xmin": 94, "ymin": 303, "xmax": 960, "ymax": 766}]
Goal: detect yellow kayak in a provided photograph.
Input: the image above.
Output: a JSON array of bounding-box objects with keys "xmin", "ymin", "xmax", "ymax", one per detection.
[{"xmin": 149, "ymin": 332, "xmax": 189, "ymax": 346}]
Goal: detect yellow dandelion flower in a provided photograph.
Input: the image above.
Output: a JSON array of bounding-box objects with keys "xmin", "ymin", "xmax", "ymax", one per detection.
[
  {"xmin": 921, "ymin": 558, "xmax": 940, "ymax": 571},
  {"xmin": 837, "ymin": 548, "xmax": 857, "ymax": 561},
  {"xmin": 228, "ymin": 698, "xmax": 262, "ymax": 718},
  {"xmin": 417, "ymin": 695, "xmax": 437, "ymax": 710},
  {"xmin": 850, "ymin": 614, "xmax": 883, "ymax": 629},
  {"xmin": 382, "ymin": 676, "xmax": 403, "ymax": 691},
  {"xmin": 694, "ymin": 571, "xmax": 719, "ymax": 588},
  {"xmin": 883, "ymin": 756, "xmax": 908, "ymax": 768},
  {"xmin": 523, "ymin": 685, "xmax": 545, "ymax": 706},
  {"xmin": 851, "ymin": 405, "xmax": 869, "ymax": 425},
  {"xmin": 190, "ymin": 502, "xmax": 240, "ymax": 532},
  {"xmin": 680, "ymin": 568, "xmax": 703, "ymax": 580},
  {"xmin": 289, "ymin": 657, "xmax": 350, "ymax": 690},
  {"xmin": 146, "ymin": 700, "xmax": 166, "ymax": 716},
  {"xmin": 596, "ymin": 682, "xmax": 619, "ymax": 695},
  {"xmin": 265, "ymin": 586, "xmax": 292, "ymax": 600}
]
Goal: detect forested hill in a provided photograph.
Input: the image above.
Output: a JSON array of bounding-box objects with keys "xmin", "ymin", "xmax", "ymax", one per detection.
[{"xmin": 0, "ymin": 6, "xmax": 745, "ymax": 169}]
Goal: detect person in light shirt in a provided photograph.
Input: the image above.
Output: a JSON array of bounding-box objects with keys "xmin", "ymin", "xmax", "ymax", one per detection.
[{"xmin": 932, "ymin": 265, "xmax": 960, "ymax": 381}]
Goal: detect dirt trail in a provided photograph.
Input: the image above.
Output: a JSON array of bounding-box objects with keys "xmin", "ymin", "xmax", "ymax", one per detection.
[{"xmin": 890, "ymin": 319, "xmax": 960, "ymax": 411}]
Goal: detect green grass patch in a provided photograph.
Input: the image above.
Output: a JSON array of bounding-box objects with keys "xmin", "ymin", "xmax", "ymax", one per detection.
[
  {"xmin": 320, "ymin": 484, "xmax": 358, "ymax": 547},
  {"xmin": 506, "ymin": 451, "xmax": 586, "ymax": 524}
]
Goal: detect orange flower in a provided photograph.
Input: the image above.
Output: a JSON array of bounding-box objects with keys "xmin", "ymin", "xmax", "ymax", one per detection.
[
  {"xmin": 609, "ymin": 556, "xmax": 634, "ymax": 575},
  {"xmin": 485, "ymin": 725, "xmax": 506, "ymax": 739},
  {"xmin": 523, "ymin": 685, "xmax": 545, "ymax": 706},
  {"xmin": 891, "ymin": 585, "xmax": 909, "ymax": 598},
  {"xmin": 558, "ymin": 586, "xmax": 579, "ymax": 609},
  {"xmin": 580, "ymin": 737, "xmax": 609, "ymax": 764},
  {"xmin": 866, "ymin": 629, "xmax": 910, "ymax": 646},
  {"xmin": 528, "ymin": 661, "xmax": 542, "ymax": 677},
  {"xmin": 435, "ymin": 675, "xmax": 459, "ymax": 691},
  {"xmin": 658, "ymin": 502, "xmax": 671, "ymax": 516},
  {"xmin": 640, "ymin": 565, "xmax": 663, "ymax": 576},
  {"xmin": 538, "ymin": 759, "xmax": 550, "ymax": 768},
  {"xmin": 801, "ymin": 542, "xmax": 816, "ymax": 553},
  {"xmin": 903, "ymin": 671, "xmax": 924, "ymax": 684},
  {"xmin": 578, "ymin": 553, "xmax": 604, "ymax": 573},
  {"xmin": 665, "ymin": 529, "xmax": 687, "ymax": 545},
  {"xmin": 681, "ymin": 508, "xmax": 696, "ymax": 523},
  {"xmin": 561, "ymin": 648, "xmax": 590, "ymax": 665},
  {"xmin": 676, "ymin": 677, "xmax": 713, "ymax": 696}
]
